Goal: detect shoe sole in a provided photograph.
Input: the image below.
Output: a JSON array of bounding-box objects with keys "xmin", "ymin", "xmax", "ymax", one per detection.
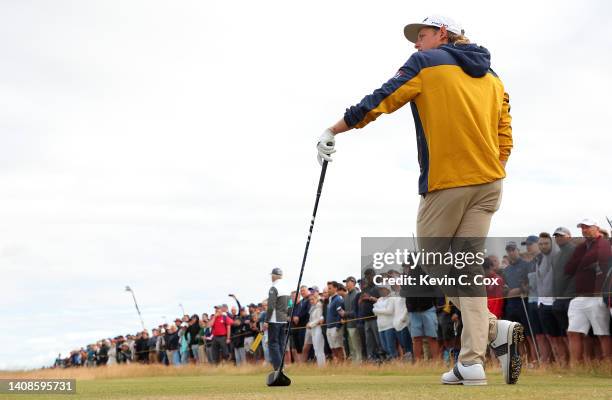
[
  {"xmin": 441, "ymin": 379, "xmax": 487, "ymax": 386},
  {"xmin": 507, "ymin": 323, "xmax": 525, "ymax": 384}
]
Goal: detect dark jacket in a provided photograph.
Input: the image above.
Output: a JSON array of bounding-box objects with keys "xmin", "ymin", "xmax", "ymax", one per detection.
[
  {"xmin": 266, "ymin": 279, "xmax": 290, "ymax": 323},
  {"xmin": 553, "ymin": 240, "xmax": 576, "ymax": 298},
  {"xmin": 326, "ymin": 294, "xmax": 344, "ymax": 329},
  {"xmin": 231, "ymin": 317, "xmax": 247, "ymax": 348},
  {"xmin": 358, "ymin": 284, "xmax": 379, "ymax": 318},
  {"xmin": 165, "ymin": 332, "xmax": 179, "ymax": 351},
  {"xmin": 565, "ymin": 236, "xmax": 611, "ymax": 295},
  {"xmin": 293, "ymin": 299, "xmax": 311, "ymax": 328},
  {"xmin": 405, "ymin": 297, "xmax": 435, "ymax": 313},
  {"xmin": 344, "ymin": 288, "xmax": 360, "ymax": 328},
  {"xmin": 188, "ymin": 319, "xmax": 200, "ymax": 346}
]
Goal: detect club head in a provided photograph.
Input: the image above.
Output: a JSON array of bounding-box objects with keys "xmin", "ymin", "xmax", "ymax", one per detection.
[{"xmin": 266, "ymin": 370, "xmax": 291, "ymax": 386}]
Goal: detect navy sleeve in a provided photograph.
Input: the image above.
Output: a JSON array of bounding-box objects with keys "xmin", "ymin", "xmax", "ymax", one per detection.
[{"xmin": 343, "ymin": 53, "xmax": 424, "ymax": 128}]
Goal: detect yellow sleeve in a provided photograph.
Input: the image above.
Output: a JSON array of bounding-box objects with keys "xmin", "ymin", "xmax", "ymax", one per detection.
[
  {"xmin": 498, "ymin": 92, "xmax": 513, "ymax": 161},
  {"xmin": 353, "ymin": 75, "xmax": 422, "ymax": 129}
]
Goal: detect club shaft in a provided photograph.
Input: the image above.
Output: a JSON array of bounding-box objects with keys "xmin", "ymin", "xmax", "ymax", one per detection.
[{"xmin": 277, "ymin": 160, "xmax": 328, "ymax": 372}]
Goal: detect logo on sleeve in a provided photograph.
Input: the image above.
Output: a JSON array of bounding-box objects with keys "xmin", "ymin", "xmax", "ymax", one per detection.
[{"xmin": 393, "ymin": 70, "xmax": 406, "ymax": 80}]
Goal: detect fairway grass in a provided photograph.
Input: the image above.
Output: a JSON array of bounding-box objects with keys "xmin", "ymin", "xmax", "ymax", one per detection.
[{"xmin": 2, "ymin": 363, "xmax": 611, "ymax": 400}]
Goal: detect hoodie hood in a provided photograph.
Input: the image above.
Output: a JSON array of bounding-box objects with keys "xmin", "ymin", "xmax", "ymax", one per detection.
[{"xmin": 439, "ymin": 43, "xmax": 491, "ymax": 77}]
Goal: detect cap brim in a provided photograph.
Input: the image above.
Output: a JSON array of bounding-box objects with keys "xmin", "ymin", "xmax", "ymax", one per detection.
[{"xmin": 404, "ymin": 23, "xmax": 429, "ymax": 43}]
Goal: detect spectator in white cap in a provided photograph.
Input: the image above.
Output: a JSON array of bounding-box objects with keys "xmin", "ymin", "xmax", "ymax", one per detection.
[
  {"xmin": 564, "ymin": 219, "xmax": 611, "ymax": 364},
  {"xmin": 316, "ymin": 12, "xmax": 519, "ymax": 385}
]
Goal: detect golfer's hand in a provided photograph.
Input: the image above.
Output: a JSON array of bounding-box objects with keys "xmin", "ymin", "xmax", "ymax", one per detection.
[
  {"xmin": 226, "ymin": 337, "xmax": 230, "ymax": 344},
  {"xmin": 263, "ymin": 322, "xmax": 268, "ymax": 331},
  {"xmin": 317, "ymin": 128, "xmax": 336, "ymax": 165}
]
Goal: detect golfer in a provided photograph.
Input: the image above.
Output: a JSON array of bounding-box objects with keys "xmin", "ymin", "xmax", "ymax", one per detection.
[{"xmin": 317, "ymin": 15, "xmax": 523, "ymax": 385}]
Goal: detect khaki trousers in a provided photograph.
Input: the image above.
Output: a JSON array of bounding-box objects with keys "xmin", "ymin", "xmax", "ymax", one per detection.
[
  {"xmin": 416, "ymin": 179, "xmax": 503, "ymax": 365},
  {"xmin": 347, "ymin": 327, "xmax": 363, "ymax": 363}
]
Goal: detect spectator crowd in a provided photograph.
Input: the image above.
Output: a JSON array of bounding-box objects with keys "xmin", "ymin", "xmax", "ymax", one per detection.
[{"xmin": 53, "ymin": 220, "xmax": 612, "ymax": 369}]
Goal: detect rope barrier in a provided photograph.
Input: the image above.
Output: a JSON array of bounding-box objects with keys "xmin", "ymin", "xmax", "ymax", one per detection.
[{"xmin": 120, "ymin": 290, "xmax": 612, "ymax": 353}]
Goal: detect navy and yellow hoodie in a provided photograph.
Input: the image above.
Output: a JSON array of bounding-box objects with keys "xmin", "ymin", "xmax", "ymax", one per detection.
[{"xmin": 344, "ymin": 44, "xmax": 512, "ymax": 195}]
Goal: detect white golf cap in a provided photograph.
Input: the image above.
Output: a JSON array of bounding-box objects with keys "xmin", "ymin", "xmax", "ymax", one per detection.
[
  {"xmin": 553, "ymin": 227, "xmax": 571, "ymax": 237},
  {"xmin": 404, "ymin": 15, "xmax": 464, "ymax": 43},
  {"xmin": 577, "ymin": 218, "xmax": 598, "ymax": 228}
]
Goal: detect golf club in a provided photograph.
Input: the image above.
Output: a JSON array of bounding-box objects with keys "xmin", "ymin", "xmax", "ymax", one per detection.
[{"xmin": 266, "ymin": 159, "xmax": 330, "ymax": 387}]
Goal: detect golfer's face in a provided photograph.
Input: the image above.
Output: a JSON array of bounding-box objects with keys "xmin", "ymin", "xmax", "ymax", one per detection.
[{"xmin": 415, "ymin": 27, "xmax": 442, "ymax": 51}]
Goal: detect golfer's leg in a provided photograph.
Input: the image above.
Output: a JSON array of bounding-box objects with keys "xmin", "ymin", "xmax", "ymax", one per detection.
[
  {"xmin": 417, "ymin": 186, "xmax": 470, "ymax": 237},
  {"xmin": 451, "ymin": 180, "xmax": 502, "ymax": 365},
  {"xmin": 454, "ymin": 297, "xmax": 491, "ymax": 365},
  {"xmin": 416, "ymin": 185, "xmax": 468, "ymax": 292}
]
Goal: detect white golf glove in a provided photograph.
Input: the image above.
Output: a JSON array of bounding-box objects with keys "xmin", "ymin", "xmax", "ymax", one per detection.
[{"xmin": 316, "ymin": 128, "xmax": 336, "ymax": 165}]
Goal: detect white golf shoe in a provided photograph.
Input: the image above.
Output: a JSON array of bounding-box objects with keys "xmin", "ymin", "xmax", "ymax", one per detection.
[
  {"xmin": 489, "ymin": 319, "xmax": 525, "ymax": 384},
  {"xmin": 441, "ymin": 362, "xmax": 487, "ymax": 386}
]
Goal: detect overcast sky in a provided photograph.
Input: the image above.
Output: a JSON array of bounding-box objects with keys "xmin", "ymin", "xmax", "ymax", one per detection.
[{"xmin": 1, "ymin": 0, "xmax": 611, "ymax": 370}]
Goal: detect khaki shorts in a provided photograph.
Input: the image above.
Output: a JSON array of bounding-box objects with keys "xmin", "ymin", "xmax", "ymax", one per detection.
[
  {"xmin": 568, "ymin": 297, "xmax": 611, "ymax": 335},
  {"xmin": 325, "ymin": 327, "xmax": 344, "ymax": 349}
]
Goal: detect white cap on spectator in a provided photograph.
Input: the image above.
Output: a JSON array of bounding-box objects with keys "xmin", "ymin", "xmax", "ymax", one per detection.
[
  {"xmin": 577, "ymin": 218, "xmax": 598, "ymax": 228},
  {"xmin": 553, "ymin": 227, "xmax": 571, "ymax": 237}
]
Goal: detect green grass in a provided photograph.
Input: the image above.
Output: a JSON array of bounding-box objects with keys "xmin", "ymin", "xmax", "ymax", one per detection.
[{"xmin": 3, "ymin": 363, "xmax": 611, "ymax": 400}]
